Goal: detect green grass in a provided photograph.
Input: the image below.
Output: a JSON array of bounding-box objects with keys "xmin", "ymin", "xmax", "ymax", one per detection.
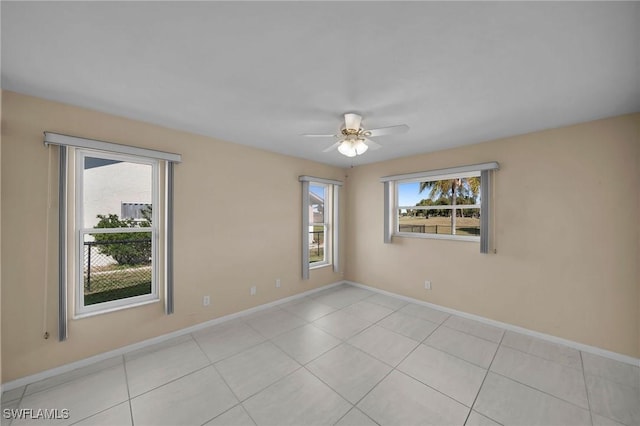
[
  {"xmin": 85, "ymin": 282, "xmax": 152, "ymax": 305},
  {"xmin": 84, "ymin": 264, "xmax": 152, "ymax": 304},
  {"xmin": 310, "ymin": 248, "xmax": 325, "ymax": 263}
]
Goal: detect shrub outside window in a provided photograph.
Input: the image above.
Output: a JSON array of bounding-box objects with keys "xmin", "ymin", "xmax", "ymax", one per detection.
[{"xmin": 75, "ymin": 149, "xmax": 160, "ymax": 316}]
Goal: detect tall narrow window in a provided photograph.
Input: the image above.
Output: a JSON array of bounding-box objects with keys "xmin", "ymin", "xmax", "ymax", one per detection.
[
  {"xmin": 45, "ymin": 132, "xmax": 180, "ymax": 338},
  {"xmin": 309, "ymin": 183, "xmax": 329, "ymax": 265},
  {"xmin": 299, "ymin": 176, "xmax": 342, "ymax": 279},
  {"xmin": 76, "ymin": 150, "xmax": 159, "ymax": 315}
]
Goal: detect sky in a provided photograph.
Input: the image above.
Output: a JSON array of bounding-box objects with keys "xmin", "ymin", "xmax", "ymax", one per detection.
[
  {"xmin": 310, "ymin": 184, "xmax": 325, "ymax": 199},
  {"xmin": 398, "ymin": 182, "xmax": 426, "ymax": 206},
  {"xmin": 398, "ymin": 181, "xmax": 482, "ymax": 207}
]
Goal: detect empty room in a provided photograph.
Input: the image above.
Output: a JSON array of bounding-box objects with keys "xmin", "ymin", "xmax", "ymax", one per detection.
[{"xmin": 1, "ymin": 1, "xmax": 639, "ymax": 426}]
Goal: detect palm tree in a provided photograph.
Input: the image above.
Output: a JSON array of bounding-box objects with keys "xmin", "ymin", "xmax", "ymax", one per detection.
[{"xmin": 419, "ymin": 177, "xmax": 480, "ymax": 235}]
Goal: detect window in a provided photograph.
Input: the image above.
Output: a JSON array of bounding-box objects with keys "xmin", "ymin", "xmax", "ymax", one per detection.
[
  {"xmin": 299, "ymin": 176, "xmax": 342, "ymax": 279},
  {"xmin": 381, "ymin": 162, "xmax": 498, "ymax": 253},
  {"xmin": 45, "ymin": 132, "xmax": 180, "ymax": 336},
  {"xmin": 309, "ymin": 183, "xmax": 330, "ymax": 265},
  {"xmin": 396, "ymin": 172, "xmax": 481, "ymax": 240},
  {"xmin": 75, "ymin": 150, "xmax": 160, "ymax": 315}
]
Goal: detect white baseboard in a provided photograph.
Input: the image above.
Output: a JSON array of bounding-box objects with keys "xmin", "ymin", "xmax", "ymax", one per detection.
[
  {"xmin": 1, "ymin": 281, "xmax": 346, "ymax": 392},
  {"xmin": 3, "ymin": 279, "xmax": 638, "ymax": 393},
  {"xmin": 345, "ymin": 280, "xmax": 640, "ymax": 368}
]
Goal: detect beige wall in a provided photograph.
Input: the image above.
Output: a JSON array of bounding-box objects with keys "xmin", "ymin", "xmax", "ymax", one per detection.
[
  {"xmin": 345, "ymin": 114, "xmax": 640, "ymax": 358},
  {"xmin": 1, "ymin": 90, "xmax": 638, "ymax": 384},
  {"xmin": 1, "ymin": 91, "xmax": 346, "ymax": 382}
]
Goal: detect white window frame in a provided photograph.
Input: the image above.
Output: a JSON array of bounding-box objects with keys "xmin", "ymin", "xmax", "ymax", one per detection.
[
  {"xmin": 394, "ymin": 170, "xmax": 481, "ymax": 242},
  {"xmin": 309, "ymin": 182, "xmax": 331, "ymax": 268},
  {"xmin": 381, "ymin": 162, "xmax": 498, "ymax": 253},
  {"xmin": 299, "ymin": 176, "xmax": 342, "ymax": 279},
  {"xmin": 45, "ymin": 132, "xmax": 180, "ymax": 340},
  {"xmin": 74, "ymin": 149, "xmax": 160, "ymax": 317}
]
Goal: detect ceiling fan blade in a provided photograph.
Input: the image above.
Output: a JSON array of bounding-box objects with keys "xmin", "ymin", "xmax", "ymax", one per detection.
[
  {"xmin": 302, "ymin": 133, "xmax": 338, "ymax": 138},
  {"xmin": 344, "ymin": 113, "xmax": 362, "ymax": 130},
  {"xmin": 364, "ymin": 138, "xmax": 382, "ymax": 150},
  {"xmin": 322, "ymin": 141, "xmax": 341, "ymax": 152},
  {"xmin": 365, "ymin": 124, "xmax": 410, "ymax": 137}
]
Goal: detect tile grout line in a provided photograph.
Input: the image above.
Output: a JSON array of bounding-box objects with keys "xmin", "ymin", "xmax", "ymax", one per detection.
[
  {"xmin": 18, "ymin": 357, "xmax": 123, "ymax": 399},
  {"xmin": 421, "ymin": 336, "xmax": 499, "ymax": 371},
  {"xmin": 66, "ymin": 358, "xmax": 131, "ymax": 426},
  {"xmin": 579, "ymin": 351, "xmax": 595, "ymax": 426},
  {"xmin": 236, "ymin": 364, "xmax": 306, "ymax": 405},
  {"xmin": 440, "ymin": 323, "xmax": 504, "ymax": 345},
  {"xmin": 124, "ymin": 334, "xmax": 194, "ymax": 362},
  {"xmin": 209, "ymin": 361, "xmax": 259, "ymax": 426},
  {"xmin": 190, "ymin": 328, "xmax": 254, "ymax": 419},
  {"xmin": 192, "ymin": 327, "xmax": 270, "ymax": 366},
  {"xmin": 488, "ymin": 367, "xmax": 593, "ymax": 413},
  {"xmin": 499, "ymin": 340, "xmax": 584, "ymax": 371},
  {"xmin": 381, "ymin": 320, "xmax": 499, "ymax": 411},
  {"xmin": 243, "ymin": 310, "xmax": 312, "ymax": 341},
  {"xmin": 4, "ymin": 385, "xmax": 27, "ymax": 426},
  {"xmin": 122, "ymin": 354, "xmax": 135, "ymax": 426},
  {"xmin": 578, "ymin": 361, "xmax": 640, "ymax": 391},
  {"xmin": 346, "ymin": 316, "xmax": 444, "ymax": 413},
  {"xmin": 127, "ymin": 362, "xmax": 213, "ymax": 401},
  {"xmin": 289, "ymin": 294, "xmax": 413, "ymax": 423},
  {"xmin": 331, "ymin": 406, "xmax": 380, "ymax": 426},
  {"xmin": 464, "ymin": 330, "xmax": 506, "ymax": 426},
  {"xmin": 280, "ymin": 298, "xmax": 338, "ymax": 322},
  {"xmin": 218, "ymin": 330, "xmax": 307, "ymax": 405},
  {"xmin": 237, "ymin": 404, "xmax": 259, "ymax": 426},
  {"xmin": 196, "ymin": 309, "xmax": 363, "ymax": 422}
]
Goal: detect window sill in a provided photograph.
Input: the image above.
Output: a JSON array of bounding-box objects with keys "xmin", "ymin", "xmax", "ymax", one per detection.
[
  {"xmin": 73, "ymin": 297, "xmax": 160, "ymax": 320},
  {"xmin": 310, "ymin": 262, "xmax": 332, "ymax": 270},
  {"xmin": 394, "ymin": 232, "xmax": 480, "ymax": 242}
]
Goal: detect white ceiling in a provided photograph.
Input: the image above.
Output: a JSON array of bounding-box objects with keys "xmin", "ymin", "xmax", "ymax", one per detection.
[{"xmin": 2, "ymin": 1, "xmax": 639, "ymax": 167}]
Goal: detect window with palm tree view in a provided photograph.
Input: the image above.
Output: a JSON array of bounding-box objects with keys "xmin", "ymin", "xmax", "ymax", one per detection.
[{"xmin": 396, "ymin": 173, "xmax": 481, "ymax": 239}]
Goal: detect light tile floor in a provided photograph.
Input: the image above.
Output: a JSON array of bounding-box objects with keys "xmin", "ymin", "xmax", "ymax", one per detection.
[{"xmin": 3, "ymin": 284, "xmax": 639, "ymax": 426}]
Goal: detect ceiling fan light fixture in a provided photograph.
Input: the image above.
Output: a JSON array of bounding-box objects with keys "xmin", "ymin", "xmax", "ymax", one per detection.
[
  {"xmin": 338, "ymin": 140, "xmax": 357, "ymax": 157},
  {"xmin": 354, "ymin": 139, "xmax": 369, "ymax": 155},
  {"xmin": 304, "ymin": 112, "xmax": 409, "ymax": 158}
]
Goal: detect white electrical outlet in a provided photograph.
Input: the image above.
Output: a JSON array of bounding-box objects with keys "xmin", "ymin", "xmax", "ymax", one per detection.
[
  {"xmin": 203, "ymin": 295, "xmax": 210, "ymax": 306},
  {"xmin": 250, "ymin": 286, "xmax": 256, "ymax": 295},
  {"xmin": 275, "ymin": 278, "xmax": 281, "ymax": 288},
  {"xmin": 424, "ymin": 280, "xmax": 431, "ymax": 290}
]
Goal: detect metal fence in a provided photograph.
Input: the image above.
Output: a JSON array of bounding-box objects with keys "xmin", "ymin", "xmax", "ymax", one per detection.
[
  {"xmin": 399, "ymin": 224, "xmax": 480, "ymax": 236},
  {"xmin": 310, "ymin": 230, "xmax": 324, "ymax": 257},
  {"xmin": 83, "ymin": 238, "xmax": 152, "ymax": 305}
]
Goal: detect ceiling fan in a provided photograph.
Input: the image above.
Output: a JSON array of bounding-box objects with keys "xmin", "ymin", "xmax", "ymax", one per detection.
[{"xmin": 302, "ymin": 113, "xmax": 409, "ymax": 157}]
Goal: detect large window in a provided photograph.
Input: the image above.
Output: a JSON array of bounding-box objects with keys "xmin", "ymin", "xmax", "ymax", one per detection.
[
  {"xmin": 45, "ymin": 132, "xmax": 180, "ymax": 338},
  {"xmin": 299, "ymin": 176, "xmax": 342, "ymax": 279},
  {"xmin": 75, "ymin": 150, "xmax": 160, "ymax": 315},
  {"xmin": 381, "ymin": 162, "xmax": 498, "ymax": 253},
  {"xmin": 396, "ymin": 172, "xmax": 481, "ymax": 240}
]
